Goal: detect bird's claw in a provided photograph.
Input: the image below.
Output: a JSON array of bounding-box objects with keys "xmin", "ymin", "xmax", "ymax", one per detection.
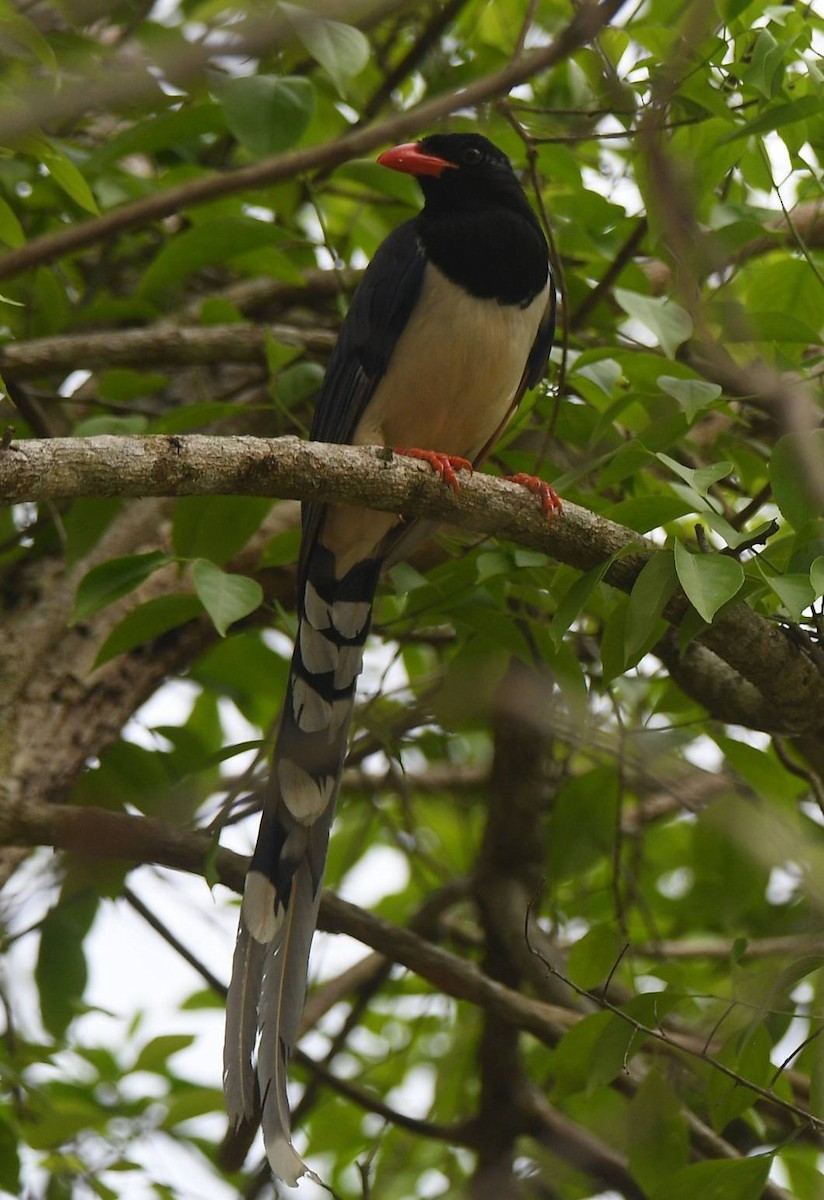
[
  {"xmin": 504, "ymin": 472, "xmax": 563, "ymax": 517},
  {"xmin": 396, "ymin": 448, "xmax": 473, "ymax": 493}
]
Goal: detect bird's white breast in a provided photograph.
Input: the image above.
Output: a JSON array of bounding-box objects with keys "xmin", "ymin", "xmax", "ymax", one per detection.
[
  {"xmin": 322, "ymin": 264, "xmax": 549, "ymax": 576},
  {"xmin": 352, "ymin": 264, "xmax": 549, "ymax": 459}
]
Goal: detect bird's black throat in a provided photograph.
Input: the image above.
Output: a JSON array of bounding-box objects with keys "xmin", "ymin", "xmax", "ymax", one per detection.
[{"xmin": 417, "ymin": 191, "xmax": 548, "ymax": 308}]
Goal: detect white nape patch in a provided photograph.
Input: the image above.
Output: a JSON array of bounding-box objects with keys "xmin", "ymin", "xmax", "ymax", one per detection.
[
  {"xmin": 331, "ymin": 599, "xmax": 371, "ymax": 639},
  {"xmin": 278, "ymin": 759, "xmax": 333, "ymax": 824},
  {"xmin": 292, "ymin": 676, "xmax": 332, "ymax": 733},
  {"xmin": 243, "ymin": 871, "xmax": 282, "ymax": 943},
  {"xmin": 304, "ymin": 581, "xmax": 332, "ymax": 630},
  {"xmin": 333, "ymin": 643, "xmax": 363, "ymax": 690},
  {"xmin": 299, "ymin": 621, "xmax": 338, "ymax": 674}
]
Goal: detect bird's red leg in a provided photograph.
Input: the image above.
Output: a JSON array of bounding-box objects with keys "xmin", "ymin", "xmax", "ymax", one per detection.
[
  {"xmin": 504, "ymin": 472, "xmax": 563, "ymax": 517},
  {"xmin": 395, "ymin": 448, "xmax": 474, "ymax": 494}
]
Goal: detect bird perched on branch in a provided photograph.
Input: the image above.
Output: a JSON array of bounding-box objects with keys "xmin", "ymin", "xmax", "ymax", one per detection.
[{"xmin": 224, "ymin": 131, "xmax": 558, "ymax": 1184}]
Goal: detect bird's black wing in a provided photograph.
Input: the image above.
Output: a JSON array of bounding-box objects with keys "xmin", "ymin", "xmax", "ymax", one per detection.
[
  {"xmin": 524, "ymin": 271, "xmax": 557, "ymax": 390},
  {"xmin": 298, "ymin": 219, "xmax": 427, "ymax": 579},
  {"xmin": 310, "ymin": 219, "xmax": 427, "ymax": 445}
]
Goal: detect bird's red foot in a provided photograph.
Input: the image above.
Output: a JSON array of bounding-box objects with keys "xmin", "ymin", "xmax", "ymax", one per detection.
[
  {"xmin": 504, "ymin": 473, "xmax": 563, "ymax": 517},
  {"xmin": 396, "ymin": 448, "xmax": 473, "ymax": 494}
]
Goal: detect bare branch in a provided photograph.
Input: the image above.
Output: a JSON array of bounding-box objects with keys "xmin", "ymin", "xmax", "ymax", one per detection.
[{"xmin": 0, "ymin": 323, "xmax": 334, "ymax": 381}]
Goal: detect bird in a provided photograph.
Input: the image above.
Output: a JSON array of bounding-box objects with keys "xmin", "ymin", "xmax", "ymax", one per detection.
[{"xmin": 224, "ymin": 131, "xmax": 558, "ymax": 1185}]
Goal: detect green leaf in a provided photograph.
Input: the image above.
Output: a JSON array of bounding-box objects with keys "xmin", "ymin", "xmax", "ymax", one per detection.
[
  {"xmin": 719, "ymin": 94, "xmax": 822, "ymax": 143},
  {"xmin": 547, "ymin": 766, "xmax": 619, "ymax": 882},
  {"xmin": 658, "ymin": 374, "xmax": 722, "ymax": 422},
  {"xmin": 0, "ymin": 195, "xmax": 24, "ymax": 248},
  {"xmin": 219, "ymin": 76, "xmax": 315, "ymax": 158},
  {"xmin": 74, "ymin": 414, "xmax": 148, "ymax": 436},
  {"xmin": 191, "ymin": 559, "xmax": 263, "ymax": 637},
  {"xmin": 549, "ymin": 560, "xmax": 611, "ymax": 648},
  {"xmin": 571, "ymin": 357, "xmax": 623, "ymax": 395},
  {"xmin": 36, "ymin": 892, "xmax": 98, "ymax": 1039},
  {"xmin": 625, "ymin": 550, "xmax": 677, "ymax": 663},
  {"xmin": 770, "ymin": 431, "xmax": 824, "ymax": 529},
  {"xmin": 756, "ymin": 562, "xmax": 814, "ymax": 620},
  {"xmin": 674, "ymin": 541, "xmax": 744, "ymax": 623},
  {"xmin": 737, "ymin": 311, "xmax": 820, "ymax": 345},
  {"xmin": 707, "ymin": 1025, "xmax": 771, "ymax": 1132},
  {"xmin": 74, "ymin": 551, "xmax": 168, "ymax": 622},
  {"xmin": 628, "ymin": 1070, "xmax": 690, "ymax": 1192},
  {"xmin": 138, "ymin": 217, "xmax": 275, "ymax": 302},
  {"xmin": 656, "ymin": 452, "xmax": 733, "ymax": 498},
  {"xmin": 281, "ymin": 3, "xmax": 369, "ymax": 95},
  {"xmin": 39, "ymin": 144, "xmax": 99, "ymax": 214},
  {"xmin": 552, "ymin": 1011, "xmax": 614, "ymax": 1095},
  {"xmin": 614, "ymin": 288, "xmax": 693, "ymax": 358},
  {"xmin": 276, "ymin": 361, "xmax": 324, "ymax": 408},
  {"xmin": 172, "ymin": 495, "xmax": 273, "ymax": 564},
  {"xmin": 95, "ymin": 594, "xmax": 203, "ymax": 667},
  {"xmin": 0, "ymin": 1115, "xmax": 21, "ymax": 1192},
  {"xmin": 133, "ymin": 1034, "xmax": 195, "ymax": 1073},
  {"xmin": 810, "ymin": 556, "xmax": 824, "ymax": 597},
  {"xmin": 649, "ymin": 1155, "xmax": 772, "ymax": 1200},
  {"xmin": 0, "ymin": 3, "xmax": 57, "ymax": 71},
  {"xmin": 91, "ymin": 103, "xmax": 226, "ymax": 167},
  {"xmin": 567, "ymin": 924, "xmax": 624, "ymax": 990},
  {"xmin": 605, "ymin": 495, "xmax": 692, "ymax": 532}
]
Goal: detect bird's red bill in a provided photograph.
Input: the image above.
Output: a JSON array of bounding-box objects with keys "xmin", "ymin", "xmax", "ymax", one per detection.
[{"xmin": 378, "ymin": 142, "xmax": 456, "ymax": 178}]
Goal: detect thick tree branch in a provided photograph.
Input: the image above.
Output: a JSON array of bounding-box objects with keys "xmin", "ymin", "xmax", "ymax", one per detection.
[
  {"xmin": 0, "ymin": 323, "xmax": 334, "ymax": 381},
  {"xmin": 3, "ymin": 432, "xmax": 823, "ymax": 738}
]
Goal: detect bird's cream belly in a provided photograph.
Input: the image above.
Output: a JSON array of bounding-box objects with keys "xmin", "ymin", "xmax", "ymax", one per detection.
[
  {"xmin": 352, "ymin": 267, "xmax": 547, "ymax": 460},
  {"xmin": 322, "ymin": 266, "xmax": 549, "ymax": 575}
]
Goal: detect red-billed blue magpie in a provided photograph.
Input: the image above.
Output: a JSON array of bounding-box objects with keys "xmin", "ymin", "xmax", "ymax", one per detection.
[{"xmin": 224, "ymin": 132, "xmax": 557, "ymax": 1184}]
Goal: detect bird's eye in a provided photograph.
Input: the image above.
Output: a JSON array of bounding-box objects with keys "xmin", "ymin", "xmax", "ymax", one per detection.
[{"xmin": 461, "ymin": 147, "xmax": 483, "ymax": 165}]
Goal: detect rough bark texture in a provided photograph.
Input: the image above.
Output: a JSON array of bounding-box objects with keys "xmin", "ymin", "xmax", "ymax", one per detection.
[{"xmin": 2, "ymin": 433, "xmax": 822, "ymax": 743}]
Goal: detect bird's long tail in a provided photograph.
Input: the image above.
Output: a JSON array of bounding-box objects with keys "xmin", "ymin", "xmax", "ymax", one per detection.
[{"xmin": 224, "ymin": 546, "xmax": 382, "ymax": 1185}]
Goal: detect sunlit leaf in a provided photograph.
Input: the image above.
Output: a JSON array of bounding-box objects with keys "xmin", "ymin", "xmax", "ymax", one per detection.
[
  {"xmin": 658, "ymin": 374, "xmax": 722, "ymax": 422},
  {"xmin": 281, "ymin": 3, "xmax": 369, "ymax": 95},
  {"xmin": 191, "ymin": 559, "xmax": 263, "ymax": 636},
  {"xmin": 615, "ymin": 288, "xmax": 693, "ymax": 357},
  {"xmin": 674, "ymin": 540, "xmax": 744, "ymax": 622}
]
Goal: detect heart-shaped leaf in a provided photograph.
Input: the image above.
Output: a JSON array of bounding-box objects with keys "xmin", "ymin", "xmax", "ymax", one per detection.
[
  {"xmin": 192, "ymin": 559, "xmax": 263, "ymax": 637},
  {"xmin": 615, "ymin": 289, "xmax": 693, "ymax": 358},
  {"xmin": 674, "ymin": 540, "xmax": 744, "ymax": 623}
]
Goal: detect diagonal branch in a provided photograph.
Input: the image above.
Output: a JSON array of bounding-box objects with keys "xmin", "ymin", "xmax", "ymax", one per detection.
[
  {"xmin": 0, "ymin": 0, "xmax": 629, "ymax": 283},
  {"xmin": 2, "ymin": 432, "xmax": 823, "ymax": 739}
]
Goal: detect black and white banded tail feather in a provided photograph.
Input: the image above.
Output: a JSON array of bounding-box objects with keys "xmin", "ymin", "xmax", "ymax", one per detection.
[{"xmin": 224, "ymin": 550, "xmax": 383, "ymax": 1186}]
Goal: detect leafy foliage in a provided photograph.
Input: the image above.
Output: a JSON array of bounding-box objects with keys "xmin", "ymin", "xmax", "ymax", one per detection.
[{"xmin": 0, "ymin": 0, "xmax": 823, "ymax": 1198}]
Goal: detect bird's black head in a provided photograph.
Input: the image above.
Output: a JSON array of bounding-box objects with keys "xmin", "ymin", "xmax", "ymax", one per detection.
[
  {"xmin": 377, "ymin": 133, "xmax": 523, "ymax": 209},
  {"xmin": 377, "ymin": 132, "xmax": 547, "ymax": 305}
]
